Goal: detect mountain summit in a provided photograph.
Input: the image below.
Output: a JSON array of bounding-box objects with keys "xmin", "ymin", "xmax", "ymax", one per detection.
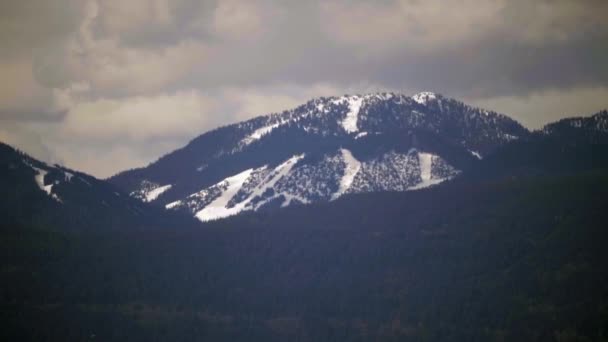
[{"xmin": 109, "ymin": 92, "xmax": 529, "ymax": 221}]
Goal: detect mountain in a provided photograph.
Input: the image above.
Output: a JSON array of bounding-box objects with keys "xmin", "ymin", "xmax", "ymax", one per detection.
[
  {"xmin": 3, "ymin": 97, "xmax": 608, "ymax": 341},
  {"xmin": 0, "ymin": 142, "xmax": 196, "ymax": 231},
  {"xmin": 541, "ymin": 109, "xmax": 608, "ymax": 142},
  {"xmin": 462, "ymin": 109, "xmax": 608, "ymax": 181},
  {"xmin": 109, "ymin": 92, "xmax": 529, "ymax": 221}
]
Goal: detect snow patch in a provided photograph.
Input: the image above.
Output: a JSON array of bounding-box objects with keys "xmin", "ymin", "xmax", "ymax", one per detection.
[
  {"xmin": 470, "ymin": 150, "xmax": 483, "ymax": 160},
  {"xmin": 166, "ymin": 200, "xmax": 183, "ymax": 209},
  {"xmin": 33, "ymin": 167, "xmax": 50, "ymax": 195},
  {"xmin": 64, "ymin": 171, "xmax": 74, "ymax": 182},
  {"xmin": 375, "ymin": 93, "xmax": 393, "ymax": 100},
  {"xmin": 408, "ymin": 177, "xmax": 446, "ymax": 190},
  {"xmin": 32, "ymin": 166, "xmax": 62, "ymax": 202},
  {"xmin": 418, "ymin": 152, "xmax": 432, "ymax": 182},
  {"xmin": 412, "ymin": 92, "xmax": 437, "ymax": 105},
  {"xmin": 409, "ymin": 152, "xmax": 441, "ymax": 190},
  {"xmin": 280, "ymin": 193, "xmax": 310, "ymax": 207},
  {"xmin": 196, "ymin": 169, "xmax": 255, "ymax": 221},
  {"xmin": 194, "ymin": 154, "xmax": 306, "ymax": 221},
  {"xmin": 241, "ymin": 122, "xmax": 283, "ymax": 146},
  {"xmin": 340, "ymin": 96, "xmax": 364, "ymax": 133},
  {"xmin": 331, "ymin": 149, "xmax": 361, "ymax": 200},
  {"xmin": 247, "ymin": 154, "xmax": 305, "ymax": 210},
  {"xmin": 144, "ymin": 184, "xmax": 172, "ymax": 202},
  {"xmin": 355, "ymin": 131, "xmax": 368, "ymax": 139},
  {"xmin": 407, "ymin": 152, "xmax": 450, "ymax": 190}
]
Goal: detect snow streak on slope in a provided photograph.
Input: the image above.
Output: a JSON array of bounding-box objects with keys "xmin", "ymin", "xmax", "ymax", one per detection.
[
  {"xmin": 63, "ymin": 171, "xmax": 74, "ymax": 181},
  {"xmin": 130, "ymin": 181, "xmax": 173, "ymax": 202},
  {"xmin": 340, "ymin": 96, "xmax": 364, "ymax": 133},
  {"xmin": 165, "ymin": 200, "xmax": 182, "ymax": 209},
  {"xmin": 192, "ymin": 154, "xmax": 306, "ymax": 221},
  {"xmin": 196, "ymin": 169, "xmax": 254, "ymax": 221},
  {"xmin": 408, "ymin": 152, "xmax": 452, "ymax": 190},
  {"xmin": 331, "ymin": 149, "xmax": 361, "ymax": 200},
  {"xmin": 31, "ymin": 166, "xmax": 62, "ymax": 202},
  {"xmin": 33, "ymin": 167, "xmax": 50, "ymax": 194},
  {"xmin": 470, "ymin": 150, "xmax": 483, "ymax": 160},
  {"xmin": 419, "ymin": 153, "xmax": 432, "ymax": 182},
  {"xmin": 243, "ymin": 154, "xmax": 305, "ymax": 210},
  {"xmin": 166, "ymin": 148, "xmax": 461, "ymax": 220},
  {"xmin": 355, "ymin": 132, "xmax": 368, "ymax": 139},
  {"xmin": 144, "ymin": 184, "xmax": 172, "ymax": 202},
  {"xmin": 23, "ymin": 160, "xmax": 93, "ymax": 203},
  {"xmin": 241, "ymin": 122, "xmax": 283, "ymax": 146}
]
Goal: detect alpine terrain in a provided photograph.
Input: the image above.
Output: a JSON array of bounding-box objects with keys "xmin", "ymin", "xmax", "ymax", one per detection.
[{"xmin": 110, "ymin": 92, "xmax": 529, "ymax": 221}]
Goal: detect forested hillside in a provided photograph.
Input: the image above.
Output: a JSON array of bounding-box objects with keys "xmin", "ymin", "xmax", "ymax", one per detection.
[{"xmin": 3, "ymin": 170, "xmax": 608, "ymax": 341}]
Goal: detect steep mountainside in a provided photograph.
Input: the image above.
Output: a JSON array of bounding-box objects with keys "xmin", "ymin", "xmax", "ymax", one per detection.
[
  {"xmin": 110, "ymin": 92, "xmax": 529, "ymax": 221},
  {"xmin": 0, "ymin": 142, "xmax": 196, "ymax": 231}
]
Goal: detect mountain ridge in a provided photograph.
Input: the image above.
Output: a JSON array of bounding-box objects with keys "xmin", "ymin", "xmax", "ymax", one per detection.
[
  {"xmin": 108, "ymin": 91, "xmax": 531, "ymax": 221},
  {"xmin": 0, "ymin": 142, "xmax": 197, "ymax": 231},
  {"xmin": 2, "ymin": 96, "xmax": 607, "ymax": 225}
]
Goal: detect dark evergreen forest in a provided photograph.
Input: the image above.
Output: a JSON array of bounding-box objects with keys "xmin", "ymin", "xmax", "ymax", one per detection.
[{"xmin": 3, "ymin": 170, "xmax": 607, "ymax": 341}]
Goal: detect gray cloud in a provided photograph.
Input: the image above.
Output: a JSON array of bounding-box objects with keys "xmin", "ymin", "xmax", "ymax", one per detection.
[
  {"xmin": 0, "ymin": 1, "xmax": 85, "ymax": 61},
  {"xmin": 0, "ymin": 0, "xmax": 607, "ymax": 177}
]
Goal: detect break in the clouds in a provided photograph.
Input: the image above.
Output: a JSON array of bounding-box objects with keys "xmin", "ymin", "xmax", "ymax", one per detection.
[{"xmin": 0, "ymin": 0, "xmax": 607, "ymax": 177}]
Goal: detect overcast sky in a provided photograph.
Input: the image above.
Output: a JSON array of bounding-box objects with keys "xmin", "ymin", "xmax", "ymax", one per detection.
[{"xmin": 1, "ymin": 0, "xmax": 607, "ymax": 177}]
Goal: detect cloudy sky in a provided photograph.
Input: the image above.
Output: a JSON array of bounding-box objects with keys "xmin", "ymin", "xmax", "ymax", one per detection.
[{"xmin": 1, "ymin": 0, "xmax": 607, "ymax": 177}]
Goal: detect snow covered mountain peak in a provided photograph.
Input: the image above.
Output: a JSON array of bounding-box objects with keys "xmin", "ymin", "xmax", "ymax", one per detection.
[
  {"xmin": 412, "ymin": 91, "xmax": 438, "ymax": 105},
  {"xmin": 109, "ymin": 92, "xmax": 530, "ymax": 222}
]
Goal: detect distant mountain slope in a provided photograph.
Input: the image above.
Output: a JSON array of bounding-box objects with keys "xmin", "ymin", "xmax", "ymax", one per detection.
[
  {"xmin": 542, "ymin": 109, "xmax": 608, "ymax": 142},
  {"xmin": 0, "ymin": 142, "xmax": 195, "ymax": 231},
  {"xmin": 109, "ymin": 92, "xmax": 529, "ymax": 221},
  {"xmin": 463, "ymin": 109, "xmax": 608, "ymax": 181}
]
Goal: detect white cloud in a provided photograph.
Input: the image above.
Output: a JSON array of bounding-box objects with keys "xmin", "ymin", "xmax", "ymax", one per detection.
[
  {"xmin": 2, "ymin": 89, "xmax": 218, "ymax": 177},
  {"xmin": 219, "ymin": 83, "xmax": 347, "ymax": 121},
  {"xmin": 53, "ymin": 0, "xmax": 212, "ymax": 96},
  {"xmin": 94, "ymin": 0, "xmax": 174, "ymax": 39},
  {"xmin": 0, "ymin": 60, "xmax": 66, "ymax": 119},
  {"xmin": 212, "ymin": 0, "xmax": 267, "ymax": 41},
  {"xmin": 59, "ymin": 90, "xmax": 216, "ymax": 142},
  {"xmin": 319, "ymin": 0, "xmax": 503, "ymax": 53}
]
